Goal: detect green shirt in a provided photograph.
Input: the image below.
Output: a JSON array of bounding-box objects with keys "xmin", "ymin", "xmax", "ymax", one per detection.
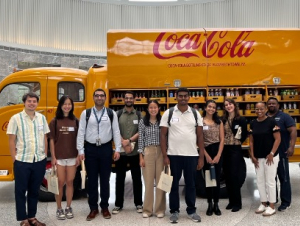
[{"xmin": 118, "ymin": 108, "xmax": 139, "ymax": 156}]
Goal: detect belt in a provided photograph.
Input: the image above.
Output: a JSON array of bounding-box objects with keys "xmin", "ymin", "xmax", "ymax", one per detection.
[{"xmin": 85, "ymin": 141, "xmax": 111, "ymax": 147}]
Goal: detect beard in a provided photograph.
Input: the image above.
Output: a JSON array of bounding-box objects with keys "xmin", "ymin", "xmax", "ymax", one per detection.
[
  {"xmin": 267, "ymin": 108, "xmax": 276, "ymax": 114},
  {"xmin": 125, "ymin": 103, "xmax": 133, "ymax": 107}
]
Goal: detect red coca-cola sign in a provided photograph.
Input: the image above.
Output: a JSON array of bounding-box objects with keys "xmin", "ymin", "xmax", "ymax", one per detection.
[
  {"xmin": 153, "ymin": 31, "xmax": 255, "ymax": 59},
  {"xmin": 2, "ymin": 121, "xmax": 8, "ymax": 131}
]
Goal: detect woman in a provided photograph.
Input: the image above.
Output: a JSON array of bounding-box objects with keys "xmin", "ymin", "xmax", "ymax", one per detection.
[
  {"xmin": 249, "ymin": 102, "xmax": 280, "ymax": 216},
  {"xmin": 222, "ymin": 98, "xmax": 248, "ymax": 212},
  {"xmin": 49, "ymin": 96, "xmax": 79, "ymax": 220},
  {"xmin": 202, "ymin": 100, "xmax": 224, "ymax": 216},
  {"xmin": 138, "ymin": 100, "xmax": 166, "ymax": 218}
]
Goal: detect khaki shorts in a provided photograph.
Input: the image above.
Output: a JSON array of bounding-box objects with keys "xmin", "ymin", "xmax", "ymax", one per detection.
[{"xmin": 57, "ymin": 158, "xmax": 77, "ymax": 166}]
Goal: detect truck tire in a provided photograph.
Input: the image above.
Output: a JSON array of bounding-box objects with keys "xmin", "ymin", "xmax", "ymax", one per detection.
[{"xmin": 196, "ymin": 158, "xmax": 247, "ymax": 198}]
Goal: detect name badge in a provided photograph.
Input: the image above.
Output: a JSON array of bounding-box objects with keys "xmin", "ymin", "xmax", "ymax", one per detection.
[
  {"xmin": 101, "ymin": 116, "xmax": 108, "ymax": 121},
  {"xmin": 203, "ymin": 125, "xmax": 209, "ymax": 130},
  {"xmin": 171, "ymin": 117, "xmax": 179, "ymax": 122},
  {"xmin": 38, "ymin": 125, "xmax": 43, "ymax": 131},
  {"xmin": 133, "ymin": 120, "xmax": 138, "ymax": 124},
  {"xmin": 235, "ymin": 125, "xmax": 239, "ymax": 129},
  {"xmin": 68, "ymin": 127, "xmax": 75, "ymax": 131}
]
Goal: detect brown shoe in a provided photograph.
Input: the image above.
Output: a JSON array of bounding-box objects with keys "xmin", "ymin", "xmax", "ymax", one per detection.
[
  {"xmin": 28, "ymin": 218, "xmax": 46, "ymax": 226},
  {"xmin": 101, "ymin": 208, "xmax": 111, "ymax": 219},
  {"xmin": 86, "ymin": 209, "xmax": 99, "ymax": 221},
  {"xmin": 20, "ymin": 220, "xmax": 30, "ymax": 226}
]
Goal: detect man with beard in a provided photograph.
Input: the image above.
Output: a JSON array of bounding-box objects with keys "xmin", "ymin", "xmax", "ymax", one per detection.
[
  {"xmin": 266, "ymin": 97, "xmax": 296, "ymax": 211},
  {"xmin": 112, "ymin": 91, "xmax": 143, "ymax": 214}
]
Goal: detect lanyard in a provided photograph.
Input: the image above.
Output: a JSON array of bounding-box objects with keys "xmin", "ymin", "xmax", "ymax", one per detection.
[{"xmin": 93, "ymin": 107, "xmax": 105, "ymax": 135}]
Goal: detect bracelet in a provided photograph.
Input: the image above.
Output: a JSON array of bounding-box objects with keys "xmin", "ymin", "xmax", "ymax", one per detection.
[{"xmin": 270, "ymin": 152, "xmax": 274, "ymax": 156}]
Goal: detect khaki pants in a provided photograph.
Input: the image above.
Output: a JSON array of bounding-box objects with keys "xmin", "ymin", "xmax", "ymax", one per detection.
[{"xmin": 142, "ymin": 145, "xmax": 166, "ymax": 216}]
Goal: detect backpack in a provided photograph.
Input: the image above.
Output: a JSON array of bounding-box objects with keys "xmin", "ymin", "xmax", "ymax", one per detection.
[
  {"xmin": 85, "ymin": 107, "xmax": 114, "ymax": 129},
  {"xmin": 167, "ymin": 107, "xmax": 198, "ymax": 128}
]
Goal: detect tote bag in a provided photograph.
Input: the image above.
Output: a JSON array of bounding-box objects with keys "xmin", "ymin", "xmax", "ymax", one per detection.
[
  {"xmin": 157, "ymin": 165, "xmax": 173, "ymax": 193},
  {"xmin": 47, "ymin": 166, "xmax": 59, "ymax": 195}
]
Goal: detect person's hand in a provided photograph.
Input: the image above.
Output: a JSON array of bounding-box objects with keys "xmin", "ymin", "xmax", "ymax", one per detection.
[
  {"xmin": 124, "ymin": 145, "xmax": 133, "ymax": 154},
  {"xmin": 139, "ymin": 156, "xmax": 145, "ymax": 168},
  {"xmin": 205, "ymin": 155, "xmax": 213, "ymax": 164},
  {"xmin": 286, "ymin": 147, "xmax": 294, "ymax": 157},
  {"xmin": 197, "ymin": 157, "xmax": 204, "ymax": 170},
  {"xmin": 121, "ymin": 139, "xmax": 130, "ymax": 147},
  {"xmin": 75, "ymin": 156, "xmax": 81, "ymax": 167},
  {"xmin": 163, "ymin": 155, "xmax": 170, "ymax": 166},
  {"xmin": 114, "ymin": 152, "xmax": 120, "ymax": 161},
  {"xmin": 11, "ymin": 155, "xmax": 16, "ymax": 163},
  {"xmin": 251, "ymin": 156, "xmax": 259, "ymax": 168},
  {"xmin": 266, "ymin": 154, "xmax": 274, "ymax": 166},
  {"xmin": 51, "ymin": 157, "xmax": 57, "ymax": 166},
  {"xmin": 78, "ymin": 154, "xmax": 85, "ymax": 161},
  {"xmin": 212, "ymin": 155, "xmax": 221, "ymax": 164}
]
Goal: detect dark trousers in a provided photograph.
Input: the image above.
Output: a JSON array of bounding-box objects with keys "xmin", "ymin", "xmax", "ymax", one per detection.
[
  {"xmin": 85, "ymin": 142, "xmax": 113, "ymax": 210},
  {"xmin": 203, "ymin": 143, "xmax": 223, "ymax": 203},
  {"xmin": 276, "ymin": 157, "xmax": 291, "ymax": 206},
  {"xmin": 115, "ymin": 154, "xmax": 143, "ymax": 208},
  {"xmin": 223, "ymin": 145, "xmax": 243, "ymax": 208},
  {"xmin": 169, "ymin": 155, "xmax": 198, "ymax": 215},
  {"xmin": 14, "ymin": 159, "xmax": 46, "ymax": 221}
]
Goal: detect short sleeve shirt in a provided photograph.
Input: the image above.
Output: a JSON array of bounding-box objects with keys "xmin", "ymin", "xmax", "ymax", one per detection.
[
  {"xmin": 7, "ymin": 110, "xmax": 50, "ymax": 163},
  {"xmin": 160, "ymin": 105, "xmax": 203, "ymax": 156}
]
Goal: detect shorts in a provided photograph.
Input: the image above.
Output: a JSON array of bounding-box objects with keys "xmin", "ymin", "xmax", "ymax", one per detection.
[{"xmin": 56, "ymin": 158, "xmax": 77, "ymax": 166}]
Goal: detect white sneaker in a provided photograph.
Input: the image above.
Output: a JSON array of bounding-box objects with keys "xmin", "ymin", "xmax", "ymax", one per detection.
[
  {"xmin": 262, "ymin": 207, "xmax": 276, "ymax": 216},
  {"xmin": 157, "ymin": 213, "xmax": 165, "ymax": 218},
  {"xmin": 255, "ymin": 204, "xmax": 266, "ymax": 214},
  {"xmin": 142, "ymin": 213, "xmax": 151, "ymax": 218}
]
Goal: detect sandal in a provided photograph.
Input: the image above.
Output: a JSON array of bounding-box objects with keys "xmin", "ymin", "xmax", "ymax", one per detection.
[
  {"xmin": 20, "ymin": 220, "xmax": 30, "ymax": 226},
  {"xmin": 28, "ymin": 218, "xmax": 46, "ymax": 226}
]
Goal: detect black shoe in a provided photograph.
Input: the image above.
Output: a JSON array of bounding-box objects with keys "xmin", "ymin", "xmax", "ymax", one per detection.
[
  {"xmin": 231, "ymin": 206, "xmax": 241, "ymax": 212},
  {"xmin": 278, "ymin": 204, "xmax": 290, "ymax": 212},
  {"xmin": 213, "ymin": 203, "xmax": 222, "ymax": 216},
  {"xmin": 206, "ymin": 202, "xmax": 213, "ymax": 216},
  {"xmin": 226, "ymin": 203, "xmax": 233, "ymax": 210}
]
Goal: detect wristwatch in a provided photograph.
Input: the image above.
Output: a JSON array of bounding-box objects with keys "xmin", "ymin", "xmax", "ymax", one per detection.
[{"xmin": 129, "ymin": 138, "xmax": 132, "ymax": 143}]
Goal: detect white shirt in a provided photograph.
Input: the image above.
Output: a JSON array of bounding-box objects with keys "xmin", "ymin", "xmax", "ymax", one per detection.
[
  {"xmin": 160, "ymin": 105, "xmax": 203, "ymax": 156},
  {"xmin": 77, "ymin": 107, "xmax": 121, "ymax": 154}
]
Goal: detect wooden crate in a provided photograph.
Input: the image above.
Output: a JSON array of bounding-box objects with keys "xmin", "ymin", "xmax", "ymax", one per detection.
[
  {"xmin": 206, "ymin": 96, "xmax": 224, "ymax": 103},
  {"xmin": 282, "ymin": 95, "xmax": 300, "ymax": 100},
  {"xmin": 149, "ymin": 97, "xmax": 166, "ymax": 103},
  {"xmin": 231, "ymin": 96, "xmax": 243, "ymax": 102},
  {"xmin": 243, "ymin": 94, "xmax": 262, "ymax": 102},
  {"xmin": 168, "ymin": 97, "xmax": 177, "ymax": 103},
  {"xmin": 283, "ymin": 109, "xmax": 300, "ymax": 114},
  {"xmin": 189, "ymin": 96, "xmax": 205, "ymax": 103},
  {"xmin": 111, "ymin": 98, "xmax": 124, "ymax": 104},
  {"xmin": 135, "ymin": 97, "xmax": 148, "ymax": 103},
  {"xmin": 217, "ymin": 110, "xmax": 223, "ymax": 116},
  {"xmin": 296, "ymin": 123, "xmax": 300, "ymax": 129},
  {"xmin": 239, "ymin": 110, "xmax": 244, "ymax": 115},
  {"xmin": 244, "ymin": 110, "xmax": 256, "ymax": 115},
  {"xmin": 263, "ymin": 95, "xmax": 281, "ymax": 101}
]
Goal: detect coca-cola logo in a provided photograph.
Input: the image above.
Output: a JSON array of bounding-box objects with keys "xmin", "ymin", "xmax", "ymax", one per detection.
[
  {"xmin": 153, "ymin": 31, "xmax": 255, "ymax": 59},
  {"xmin": 2, "ymin": 121, "xmax": 8, "ymax": 131}
]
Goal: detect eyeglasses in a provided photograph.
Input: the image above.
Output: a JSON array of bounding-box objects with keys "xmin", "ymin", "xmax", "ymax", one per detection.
[{"xmin": 94, "ymin": 94, "xmax": 105, "ymax": 98}]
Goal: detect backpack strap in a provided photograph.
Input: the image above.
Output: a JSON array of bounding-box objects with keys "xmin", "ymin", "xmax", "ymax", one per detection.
[
  {"xmin": 106, "ymin": 108, "xmax": 114, "ymax": 127},
  {"xmin": 167, "ymin": 107, "xmax": 175, "ymax": 127},
  {"xmin": 117, "ymin": 109, "xmax": 122, "ymax": 120},
  {"xmin": 85, "ymin": 108, "xmax": 92, "ymax": 129},
  {"xmin": 191, "ymin": 107, "xmax": 198, "ymax": 127}
]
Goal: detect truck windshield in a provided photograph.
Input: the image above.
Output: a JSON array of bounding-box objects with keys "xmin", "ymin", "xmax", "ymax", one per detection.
[{"xmin": 0, "ymin": 82, "xmax": 40, "ymax": 107}]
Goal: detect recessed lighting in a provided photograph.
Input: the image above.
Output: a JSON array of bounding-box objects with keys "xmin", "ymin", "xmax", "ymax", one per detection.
[{"xmin": 129, "ymin": 0, "xmax": 177, "ymax": 2}]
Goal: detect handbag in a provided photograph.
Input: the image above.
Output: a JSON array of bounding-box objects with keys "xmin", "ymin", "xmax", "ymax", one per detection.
[
  {"xmin": 157, "ymin": 165, "xmax": 173, "ymax": 193},
  {"xmin": 120, "ymin": 142, "xmax": 136, "ymax": 153},
  {"xmin": 47, "ymin": 166, "xmax": 59, "ymax": 195}
]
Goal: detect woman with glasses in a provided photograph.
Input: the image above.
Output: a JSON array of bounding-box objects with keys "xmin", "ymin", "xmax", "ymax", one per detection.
[
  {"xmin": 249, "ymin": 102, "xmax": 280, "ymax": 216},
  {"xmin": 49, "ymin": 96, "xmax": 79, "ymax": 220},
  {"xmin": 222, "ymin": 98, "xmax": 248, "ymax": 212},
  {"xmin": 202, "ymin": 100, "xmax": 224, "ymax": 216}
]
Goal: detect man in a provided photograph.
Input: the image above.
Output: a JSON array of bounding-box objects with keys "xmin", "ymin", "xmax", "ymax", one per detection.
[
  {"xmin": 77, "ymin": 88, "xmax": 121, "ymax": 221},
  {"xmin": 160, "ymin": 87, "xmax": 205, "ymax": 223},
  {"xmin": 112, "ymin": 91, "xmax": 143, "ymax": 214},
  {"xmin": 267, "ymin": 97, "xmax": 297, "ymax": 211},
  {"xmin": 7, "ymin": 92, "xmax": 50, "ymax": 226}
]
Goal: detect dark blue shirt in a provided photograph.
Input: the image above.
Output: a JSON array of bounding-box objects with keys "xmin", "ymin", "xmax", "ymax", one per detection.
[{"xmin": 268, "ymin": 111, "xmax": 295, "ymax": 158}]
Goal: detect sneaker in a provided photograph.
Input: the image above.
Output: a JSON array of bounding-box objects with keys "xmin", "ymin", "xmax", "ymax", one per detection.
[
  {"xmin": 136, "ymin": 205, "xmax": 143, "ymax": 213},
  {"xmin": 262, "ymin": 206, "xmax": 276, "ymax": 216},
  {"xmin": 142, "ymin": 213, "xmax": 151, "ymax": 218},
  {"xmin": 65, "ymin": 207, "xmax": 74, "ymax": 219},
  {"xmin": 157, "ymin": 213, "xmax": 165, "ymax": 218},
  {"xmin": 169, "ymin": 212, "xmax": 179, "ymax": 224},
  {"xmin": 188, "ymin": 212, "xmax": 201, "ymax": 222},
  {"xmin": 56, "ymin": 209, "xmax": 66, "ymax": 220},
  {"xmin": 255, "ymin": 204, "xmax": 266, "ymax": 214},
  {"xmin": 278, "ymin": 205, "xmax": 291, "ymax": 212},
  {"xmin": 112, "ymin": 207, "xmax": 122, "ymax": 214}
]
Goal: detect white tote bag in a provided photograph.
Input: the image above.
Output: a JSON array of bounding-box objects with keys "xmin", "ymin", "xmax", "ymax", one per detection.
[
  {"xmin": 47, "ymin": 166, "xmax": 59, "ymax": 195},
  {"xmin": 157, "ymin": 165, "xmax": 173, "ymax": 193}
]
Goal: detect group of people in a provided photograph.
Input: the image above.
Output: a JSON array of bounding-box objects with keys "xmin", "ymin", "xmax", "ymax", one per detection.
[{"xmin": 7, "ymin": 88, "xmax": 296, "ymax": 226}]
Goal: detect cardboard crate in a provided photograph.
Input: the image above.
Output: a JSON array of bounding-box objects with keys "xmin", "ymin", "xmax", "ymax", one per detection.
[
  {"xmin": 263, "ymin": 95, "xmax": 281, "ymax": 101},
  {"xmin": 111, "ymin": 98, "xmax": 124, "ymax": 104},
  {"xmin": 244, "ymin": 110, "xmax": 256, "ymax": 115},
  {"xmin": 149, "ymin": 97, "xmax": 166, "ymax": 103},
  {"xmin": 282, "ymin": 95, "xmax": 300, "ymax": 100},
  {"xmin": 243, "ymin": 94, "xmax": 262, "ymax": 102},
  {"xmin": 135, "ymin": 97, "xmax": 148, "ymax": 103},
  {"xmin": 206, "ymin": 96, "xmax": 224, "ymax": 103},
  {"xmin": 231, "ymin": 96, "xmax": 243, "ymax": 102},
  {"xmin": 283, "ymin": 109, "xmax": 300, "ymax": 114},
  {"xmin": 189, "ymin": 96, "xmax": 205, "ymax": 103}
]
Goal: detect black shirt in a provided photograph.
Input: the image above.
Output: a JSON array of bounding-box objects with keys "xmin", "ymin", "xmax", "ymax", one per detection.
[{"xmin": 250, "ymin": 117, "xmax": 280, "ymax": 158}]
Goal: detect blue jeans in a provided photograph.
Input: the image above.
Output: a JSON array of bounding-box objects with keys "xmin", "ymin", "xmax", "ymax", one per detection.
[
  {"xmin": 168, "ymin": 155, "xmax": 198, "ymax": 215},
  {"xmin": 276, "ymin": 157, "xmax": 291, "ymax": 206},
  {"xmin": 85, "ymin": 142, "xmax": 113, "ymax": 210},
  {"xmin": 14, "ymin": 159, "xmax": 46, "ymax": 221}
]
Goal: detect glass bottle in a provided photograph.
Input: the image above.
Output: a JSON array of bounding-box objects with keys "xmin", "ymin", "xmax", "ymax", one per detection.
[
  {"xmin": 230, "ymin": 88, "xmax": 234, "ymax": 96},
  {"xmin": 274, "ymin": 88, "xmax": 278, "ymax": 96},
  {"xmin": 226, "ymin": 88, "xmax": 230, "ymax": 97},
  {"xmin": 245, "ymin": 88, "xmax": 250, "ymax": 94},
  {"xmin": 251, "ymin": 88, "xmax": 255, "ymax": 94},
  {"xmin": 269, "ymin": 89, "xmax": 273, "ymax": 96},
  {"xmin": 235, "ymin": 88, "xmax": 239, "ymax": 96},
  {"xmin": 169, "ymin": 91, "xmax": 173, "ymax": 98}
]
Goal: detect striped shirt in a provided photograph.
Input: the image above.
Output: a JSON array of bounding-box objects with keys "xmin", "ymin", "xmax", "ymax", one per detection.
[
  {"xmin": 7, "ymin": 110, "xmax": 50, "ymax": 163},
  {"xmin": 138, "ymin": 118, "xmax": 160, "ymax": 153}
]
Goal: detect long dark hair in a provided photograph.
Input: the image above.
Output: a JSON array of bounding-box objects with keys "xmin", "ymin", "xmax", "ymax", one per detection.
[
  {"xmin": 223, "ymin": 98, "xmax": 240, "ymax": 121},
  {"xmin": 56, "ymin": 96, "xmax": 76, "ymax": 120},
  {"xmin": 202, "ymin": 100, "xmax": 221, "ymax": 124},
  {"xmin": 143, "ymin": 100, "xmax": 161, "ymax": 126}
]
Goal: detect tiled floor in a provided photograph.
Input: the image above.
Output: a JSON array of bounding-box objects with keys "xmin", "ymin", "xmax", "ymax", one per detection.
[{"xmin": 1, "ymin": 158, "xmax": 300, "ymax": 226}]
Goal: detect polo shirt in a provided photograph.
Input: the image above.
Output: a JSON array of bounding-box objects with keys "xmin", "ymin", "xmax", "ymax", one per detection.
[
  {"xmin": 7, "ymin": 110, "xmax": 50, "ymax": 163},
  {"xmin": 160, "ymin": 105, "xmax": 203, "ymax": 156},
  {"xmin": 118, "ymin": 108, "xmax": 139, "ymax": 156}
]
